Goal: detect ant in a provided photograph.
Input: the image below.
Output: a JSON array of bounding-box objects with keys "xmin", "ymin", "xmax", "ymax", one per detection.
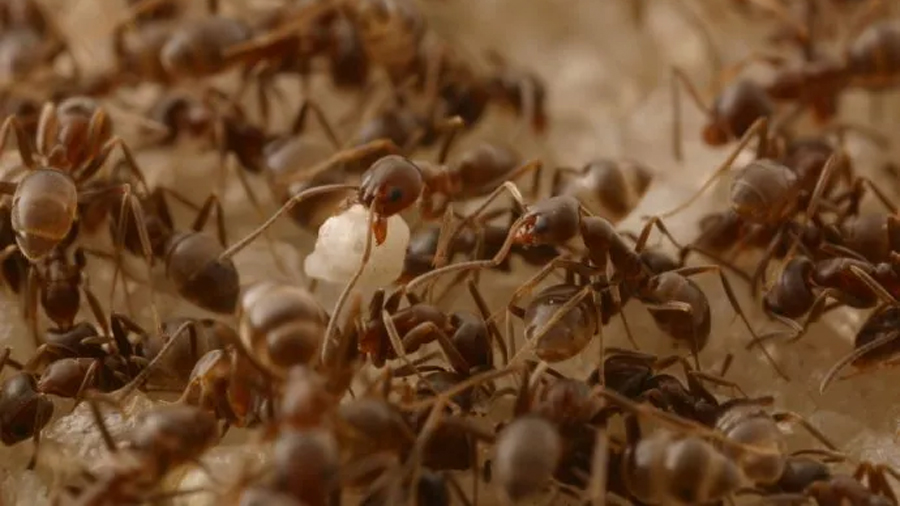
[
  {"xmin": 551, "ymin": 158, "xmax": 654, "ymax": 222},
  {"xmin": 819, "ymin": 301, "xmax": 900, "ymax": 393},
  {"xmin": 224, "ymin": 150, "xmax": 535, "ymax": 366},
  {"xmin": 591, "ymin": 386, "xmax": 836, "ymax": 505},
  {"xmin": 0, "ymin": 0, "xmax": 79, "ymax": 84},
  {"xmin": 68, "ymin": 403, "xmax": 219, "ymax": 505},
  {"xmin": 408, "ymin": 192, "xmax": 782, "ymax": 376},
  {"xmin": 362, "ymin": 279, "xmax": 501, "ymax": 373},
  {"xmin": 108, "ymin": 183, "xmax": 239, "ymax": 315},
  {"xmin": 758, "ymin": 254, "xmax": 894, "ymax": 343},
  {"xmin": 589, "ymin": 348, "xmax": 744, "ymax": 426},
  {"xmin": 670, "ymin": 68, "xmax": 775, "ymax": 161},
  {"xmin": 0, "ymin": 348, "xmax": 51, "ymax": 469},
  {"xmin": 236, "ymin": 281, "xmax": 329, "ymax": 376},
  {"xmin": 23, "ymin": 246, "xmax": 108, "ymax": 339},
  {"xmin": 400, "ymin": 217, "xmax": 558, "ymax": 283},
  {"xmin": 0, "ymin": 96, "xmax": 151, "ymax": 262},
  {"xmin": 111, "ymin": 313, "xmax": 230, "ymax": 390},
  {"xmin": 493, "ymin": 415, "xmax": 563, "ymax": 502},
  {"xmin": 413, "ymin": 134, "xmax": 542, "ymax": 220},
  {"xmin": 753, "ymin": 452, "xmax": 900, "ymax": 505}
]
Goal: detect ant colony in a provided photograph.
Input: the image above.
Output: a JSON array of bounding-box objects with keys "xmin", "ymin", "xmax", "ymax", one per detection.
[{"xmin": 3, "ymin": 1, "xmax": 900, "ymax": 506}]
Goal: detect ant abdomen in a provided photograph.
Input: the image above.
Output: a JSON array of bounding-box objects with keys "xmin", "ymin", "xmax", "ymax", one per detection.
[
  {"xmin": 522, "ymin": 284, "xmax": 597, "ymax": 362},
  {"xmin": 847, "ymin": 21, "xmax": 900, "ymax": 89},
  {"xmin": 11, "ymin": 169, "xmax": 78, "ymax": 261},
  {"xmin": 623, "ymin": 430, "xmax": 742, "ymax": 506},
  {"xmin": 704, "ymin": 79, "xmax": 774, "ymax": 146},
  {"xmin": 451, "ymin": 142, "xmax": 519, "ymax": 194},
  {"xmin": 641, "ymin": 272, "xmax": 711, "ymax": 352},
  {"xmin": 238, "ymin": 282, "xmax": 329, "ymax": 372},
  {"xmin": 160, "ymin": 17, "xmax": 252, "ymax": 79},
  {"xmin": 0, "ymin": 372, "xmax": 53, "ymax": 445},
  {"xmin": 555, "ymin": 159, "xmax": 653, "ymax": 221},
  {"xmin": 164, "ymin": 231, "xmax": 239, "ymax": 314},
  {"xmin": 716, "ymin": 405, "xmax": 787, "ymax": 485},
  {"xmin": 730, "ymin": 159, "xmax": 798, "ymax": 225},
  {"xmin": 494, "ymin": 416, "xmax": 562, "ymax": 502},
  {"xmin": 763, "ymin": 256, "xmax": 816, "ymax": 319}
]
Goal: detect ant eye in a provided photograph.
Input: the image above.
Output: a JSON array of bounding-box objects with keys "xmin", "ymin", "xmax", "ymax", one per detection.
[{"xmin": 387, "ymin": 187, "xmax": 404, "ymax": 203}]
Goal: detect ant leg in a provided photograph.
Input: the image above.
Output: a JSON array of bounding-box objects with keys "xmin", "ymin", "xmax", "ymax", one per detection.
[
  {"xmin": 432, "ymin": 203, "xmax": 459, "ymax": 268},
  {"xmin": 467, "ymin": 279, "xmax": 507, "ymax": 365},
  {"xmin": 190, "ymin": 194, "xmax": 227, "ymax": 247},
  {"xmin": 86, "ymin": 397, "xmax": 118, "ymax": 453},
  {"xmin": 672, "ymin": 264, "xmax": 790, "ymax": 380},
  {"xmin": 24, "ymin": 266, "xmax": 40, "ymax": 348},
  {"xmin": 848, "ymin": 265, "xmax": 898, "ymax": 306},
  {"xmin": 79, "ymin": 136, "xmax": 149, "ymax": 192},
  {"xmin": 413, "ymin": 189, "xmax": 530, "ymax": 293},
  {"xmin": 850, "ymin": 176, "xmax": 898, "ymax": 214},
  {"xmin": 549, "ymin": 166, "xmax": 589, "ymax": 196},
  {"xmin": 784, "ymin": 151, "xmax": 846, "ymax": 261},
  {"xmin": 81, "ymin": 284, "xmax": 110, "ymax": 338},
  {"xmin": 119, "ymin": 190, "xmax": 161, "ymax": 333},
  {"xmin": 319, "ymin": 210, "xmax": 376, "ymax": 363},
  {"xmin": 436, "ymin": 116, "xmax": 465, "ymax": 165},
  {"xmin": 771, "ymin": 411, "xmax": 838, "ymax": 450},
  {"xmin": 752, "ymin": 289, "xmax": 840, "ymax": 350},
  {"xmin": 634, "ymin": 215, "xmax": 686, "ymax": 252},
  {"xmin": 109, "ymin": 319, "xmax": 198, "ymax": 403},
  {"xmin": 818, "ymin": 321, "xmax": 900, "ymax": 393},
  {"xmin": 688, "ymin": 370, "xmax": 748, "ymax": 398},
  {"xmin": 400, "ymin": 321, "xmax": 471, "ymax": 375},
  {"xmin": 671, "ymin": 66, "xmax": 713, "ymax": 162},
  {"xmin": 499, "ymin": 255, "xmax": 597, "ymax": 323},
  {"xmin": 220, "ymin": 183, "xmax": 358, "ymax": 262},
  {"xmin": 290, "ymin": 98, "xmax": 342, "ymax": 150},
  {"xmin": 279, "ymin": 139, "xmax": 401, "ymax": 186},
  {"xmin": 606, "ymin": 283, "xmax": 639, "ymax": 349},
  {"xmin": 0, "ymin": 114, "xmax": 36, "ymax": 168},
  {"xmin": 35, "ymin": 102, "xmax": 57, "ymax": 162},
  {"xmin": 505, "ymin": 159, "xmax": 544, "ymax": 198},
  {"xmin": 660, "ymin": 116, "xmax": 770, "ymax": 218},
  {"xmin": 71, "ymin": 360, "xmax": 101, "ymax": 410}
]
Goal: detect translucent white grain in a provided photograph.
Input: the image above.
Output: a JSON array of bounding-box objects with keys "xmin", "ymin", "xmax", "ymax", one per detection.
[{"xmin": 304, "ymin": 204, "xmax": 410, "ymax": 289}]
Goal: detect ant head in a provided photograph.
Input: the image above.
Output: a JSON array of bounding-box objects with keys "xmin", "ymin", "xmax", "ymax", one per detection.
[{"xmin": 358, "ymin": 155, "xmax": 423, "ymax": 217}]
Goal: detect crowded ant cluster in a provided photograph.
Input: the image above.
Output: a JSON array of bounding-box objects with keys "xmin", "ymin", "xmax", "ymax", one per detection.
[{"xmin": 0, "ymin": 0, "xmax": 899, "ymax": 504}]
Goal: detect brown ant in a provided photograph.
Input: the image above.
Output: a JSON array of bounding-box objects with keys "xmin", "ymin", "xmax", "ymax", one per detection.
[
  {"xmin": 410, "ymin": 192, "xmax": 781, "ymax": 375},
  {"xmin": 131, "ymin": 315, "xmax": 230, "ymax": 390},
  {"xmin": 590, "ymin": 348, "xmax": 744, "ymax": 426},
  {"xmin": 671, "ymin": 68, "xmax": 775, "ymax": 160},
  {"xmin": 758, "ymin": 254, "xmax": 895, "ymax": 346},
  {"xmin": 23, "ymin": 246, "xmax": 109, "ymax": 342},
  {"xmin": 819, "ymin": 301, "xmax": 900, "ymax": 393},
  {"xmin": 414, "ymin": 136, "xmax": 541, "ymax": 220},
  {"xmin": 0, "ymin": 348, "xmax": 51, "ymax": 469},
  {"xmin": 0, "ymin": 97, "xmax": 151, "ymax": 263},
  {"xmin": 400, "ymin": 218, "xmax": 558, "ymax": 283},
  {"xmin": 493, "ymin": 415, "xmax": 562, "ymax": 502},
  {"xmin": 236, "ymin": 281, "xmax": 329, "ymax": 377},
  {"xmin": 362, "ymin": 280, "xmax": 501, "ymax": 372},
  {"xmin": 68, "ymin": 403, "xmax": 220, "ymax": 505},
  {"xmin": 551, "ymin": 158, "xmax": 654, "ymax": 222},
  {"xmin": 0, "ymin": 0, "xmax": 79, "ymax": 84},
  {"xmin": 109, "ymin": 184, "xmax": 239, "ymax": 315}
]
